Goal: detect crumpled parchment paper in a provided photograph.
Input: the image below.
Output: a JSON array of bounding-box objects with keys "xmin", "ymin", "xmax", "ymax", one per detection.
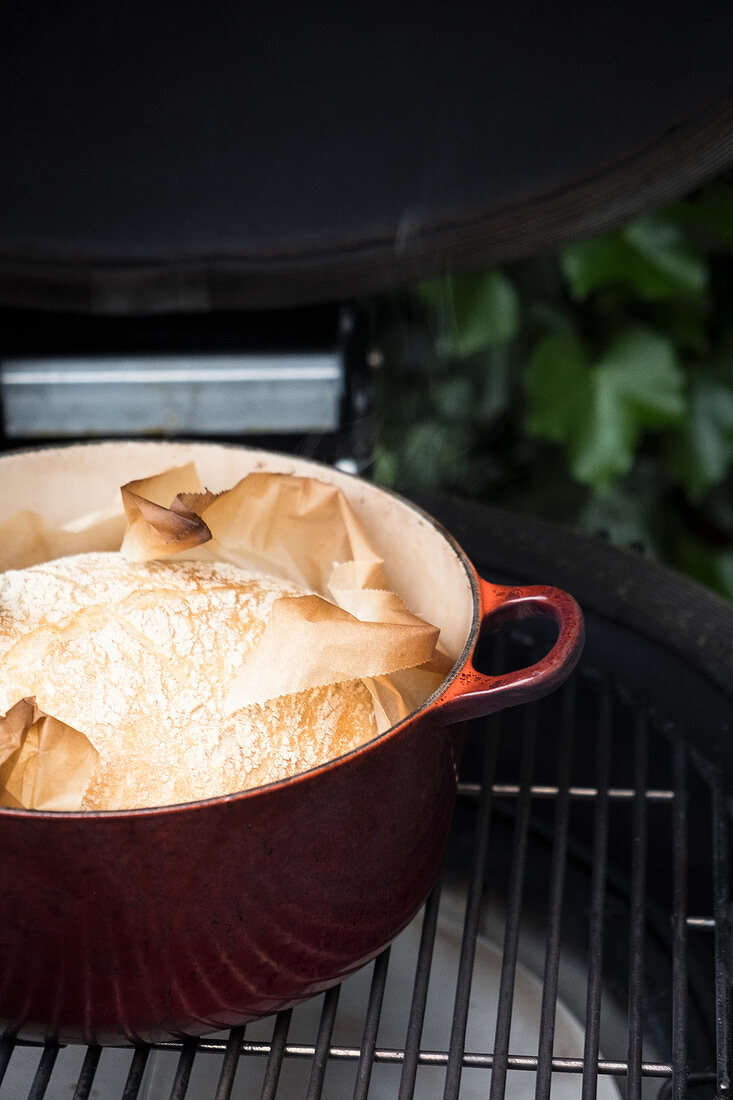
[{"xmin": 0, "ymin": 464, "xmax": 449, "ymax": 809}]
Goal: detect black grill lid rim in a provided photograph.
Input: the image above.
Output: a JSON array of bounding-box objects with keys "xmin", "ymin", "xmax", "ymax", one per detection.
[
  {"xmin": 3, "ymin": 1, "xmax": 733, "ymax": 313},
  {"xmin": 2, "ymin": 96, "xmax": 733, "ymax": 315}
]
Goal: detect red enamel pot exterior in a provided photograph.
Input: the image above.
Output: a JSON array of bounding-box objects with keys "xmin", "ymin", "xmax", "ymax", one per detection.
[{"xmin": 0, "ymin": 445, "xmax": 584, "ymax": 1044}]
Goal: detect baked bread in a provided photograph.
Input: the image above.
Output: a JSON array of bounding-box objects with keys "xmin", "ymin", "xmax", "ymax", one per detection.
[{"xmin": 0, "ymin": 552, "xmax": 377, "ymax": 810}]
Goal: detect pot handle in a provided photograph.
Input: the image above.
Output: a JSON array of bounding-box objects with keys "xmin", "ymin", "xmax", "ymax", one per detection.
[{"xmin": 435, "ymin": 581, "xmax": 584, "ymax": 723}]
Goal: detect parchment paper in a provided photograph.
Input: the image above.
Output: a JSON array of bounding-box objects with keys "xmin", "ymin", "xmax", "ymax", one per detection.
[
  {"xmin": 0, "ymin": 465, "xmax": 447, "ymax": 809},
  {"xmin": 0, "ymin": 698, "xmax": 98, "ymax": 810}
]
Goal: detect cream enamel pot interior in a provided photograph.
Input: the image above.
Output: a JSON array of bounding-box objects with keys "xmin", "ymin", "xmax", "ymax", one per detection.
[{"xmin": 0, "ymin": 442, "xmax": 583, "ymax": 1043}]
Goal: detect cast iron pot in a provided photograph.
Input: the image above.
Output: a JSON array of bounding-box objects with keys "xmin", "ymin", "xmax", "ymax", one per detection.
[{"xmin": 0, "ymin": 442, "xmax": 583, "ymax": 1043}]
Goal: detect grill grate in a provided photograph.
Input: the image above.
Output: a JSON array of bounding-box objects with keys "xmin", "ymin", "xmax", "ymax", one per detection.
[{"xmin": 1, "ymin": 638, "xmax": 731, "ymax": 1100}]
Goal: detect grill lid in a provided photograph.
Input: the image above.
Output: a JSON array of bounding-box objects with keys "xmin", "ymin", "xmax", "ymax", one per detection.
[{"xmin": 2, "ymin": 0, "xmax": 733, "ymax": 313}]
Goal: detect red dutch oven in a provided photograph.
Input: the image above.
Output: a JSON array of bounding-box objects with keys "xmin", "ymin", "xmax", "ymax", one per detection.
[{"xmin": 0, "ymin": 441, "xmax": 583, "ymax": 1044}]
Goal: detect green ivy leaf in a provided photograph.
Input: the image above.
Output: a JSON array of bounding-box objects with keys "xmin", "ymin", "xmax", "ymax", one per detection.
[
  {"xmin": 576, "ymin": 474, "xmax": 659, "ymax": 556},
  {"xmin": 560, "ymin": 215, "xmax": 707, "ymax": 302},
  {"xmin": 398, "ymin": 419, "xmax": 474, "ymax": 490},
  {"xmin": 416, "ymin": 270, "xmax": 520, "ymax": 357},
  {"xmin": 431, "ymin": 375, "xmax": 476, "ymax": 421},
  {"xmin": 526, "ymin": 328, "xmax": 685, "ymax": 490},
  {"xmin": 671, "ymin": 378, "xmax": 733, "ymax": 502},
  {"xmin": 623, "ymin": 219, "xmax": 706, "ymax": 294},
  {"xmin": 372, "ymin": 443, "xmax": 398, "ymax": 487},
  {"xmin": 524, "ymin": 333, "xmax": 588, "ymax": 443},
  {"xmin": 601, "ymin": 329, "xmax": 687, "ymax": 424},
  {"xmin": 570, "ymin": 330, "xmax": 685, "ymax": 488}
]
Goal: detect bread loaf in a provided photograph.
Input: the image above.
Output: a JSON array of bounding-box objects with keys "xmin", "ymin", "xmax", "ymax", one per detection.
[{"xmin": 0, "ymin": 552, "xmax": 377, "ymax": 809}]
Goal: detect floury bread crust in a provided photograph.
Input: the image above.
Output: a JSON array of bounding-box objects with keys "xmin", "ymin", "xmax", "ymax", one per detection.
[{"xmin": 0, "ymin": 552, "xmax": 377, "ymax": 810}]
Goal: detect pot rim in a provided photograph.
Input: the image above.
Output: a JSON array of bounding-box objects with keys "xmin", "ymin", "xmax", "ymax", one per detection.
[{"xmin": 0, "ymin": 439, "xmax": 481, "ymax": 821}]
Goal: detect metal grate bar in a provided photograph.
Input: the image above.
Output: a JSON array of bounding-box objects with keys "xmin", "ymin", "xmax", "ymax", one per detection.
[
  {"xmin": 306, "ymin": 984, "xmax": 341, "ymax": 1099},
  {"xmin": 712, "ymin": 773, "xmax": 731, "ymax": 1098},
  {"xmin": 397, "ymin": 873, "xmax": 443, "ymax": 1099},
  {"xmin": 457, "ymin": 783, "xmax": 674, "ymax": 802},
  {"xmin": 443, "ymin": 717, "xmax": 500, "ymax": 1099},
  {"xmin": 581, "ymin": 681, "xmax": 612, "ymax": 1100},
  {"xmin": 214, "ymin": 1025, "xmax": 245, "ymax": 1100},
  {"xmin": 671, "ymin": 738, "xmax": 688, "ymax": 1100},
  {"xmin": 126, "ymin": 1034, "xmax": 682, "ymax": 1076},
  {"xmin": 97, "ymin": 1030, "xmax": 692, "ymax": 1078},
  {"xmin": 535, "ymin": 681, "xmax": 576, "ymax": 1100},
  {"xmin": 121, "ymin": 1045, "xmax": 150, "ymax": 1100},
  {"xmin": 626, "ymin": 713, "xmax": 649, "ymax": 1100},
  {"xmin": 192, "ymin": 1041, "xmax": 685, "ymax": 1078},
  {"xmin": 27, "ymin": 1043, "xmax": 59, "ymax": 1100},
  {"xmin": 169, "ymin": 1037, "xmax": 198, "ymax": 1100},
  {"xmin": 353, "ymin": 947, "xmax": 391, "ymax": 1100},
  {"xmin": 0, "ymin": 1035, "xmax": 14, "ymax": 1086},
  {"xmin": 259, "ymin": 1010, "xmax": 292, "ymax": 1100},
  {"xmin": 71, "ymin": 1044, "xmax": 101, "ymax": 1100},
  {"xmin": 489, "ymin": 702, "xmax": 538, "ymax": 1100},
  {"xmin": 129, "ymin": 1038, "xmax": 682, "ymax": 1076}
]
